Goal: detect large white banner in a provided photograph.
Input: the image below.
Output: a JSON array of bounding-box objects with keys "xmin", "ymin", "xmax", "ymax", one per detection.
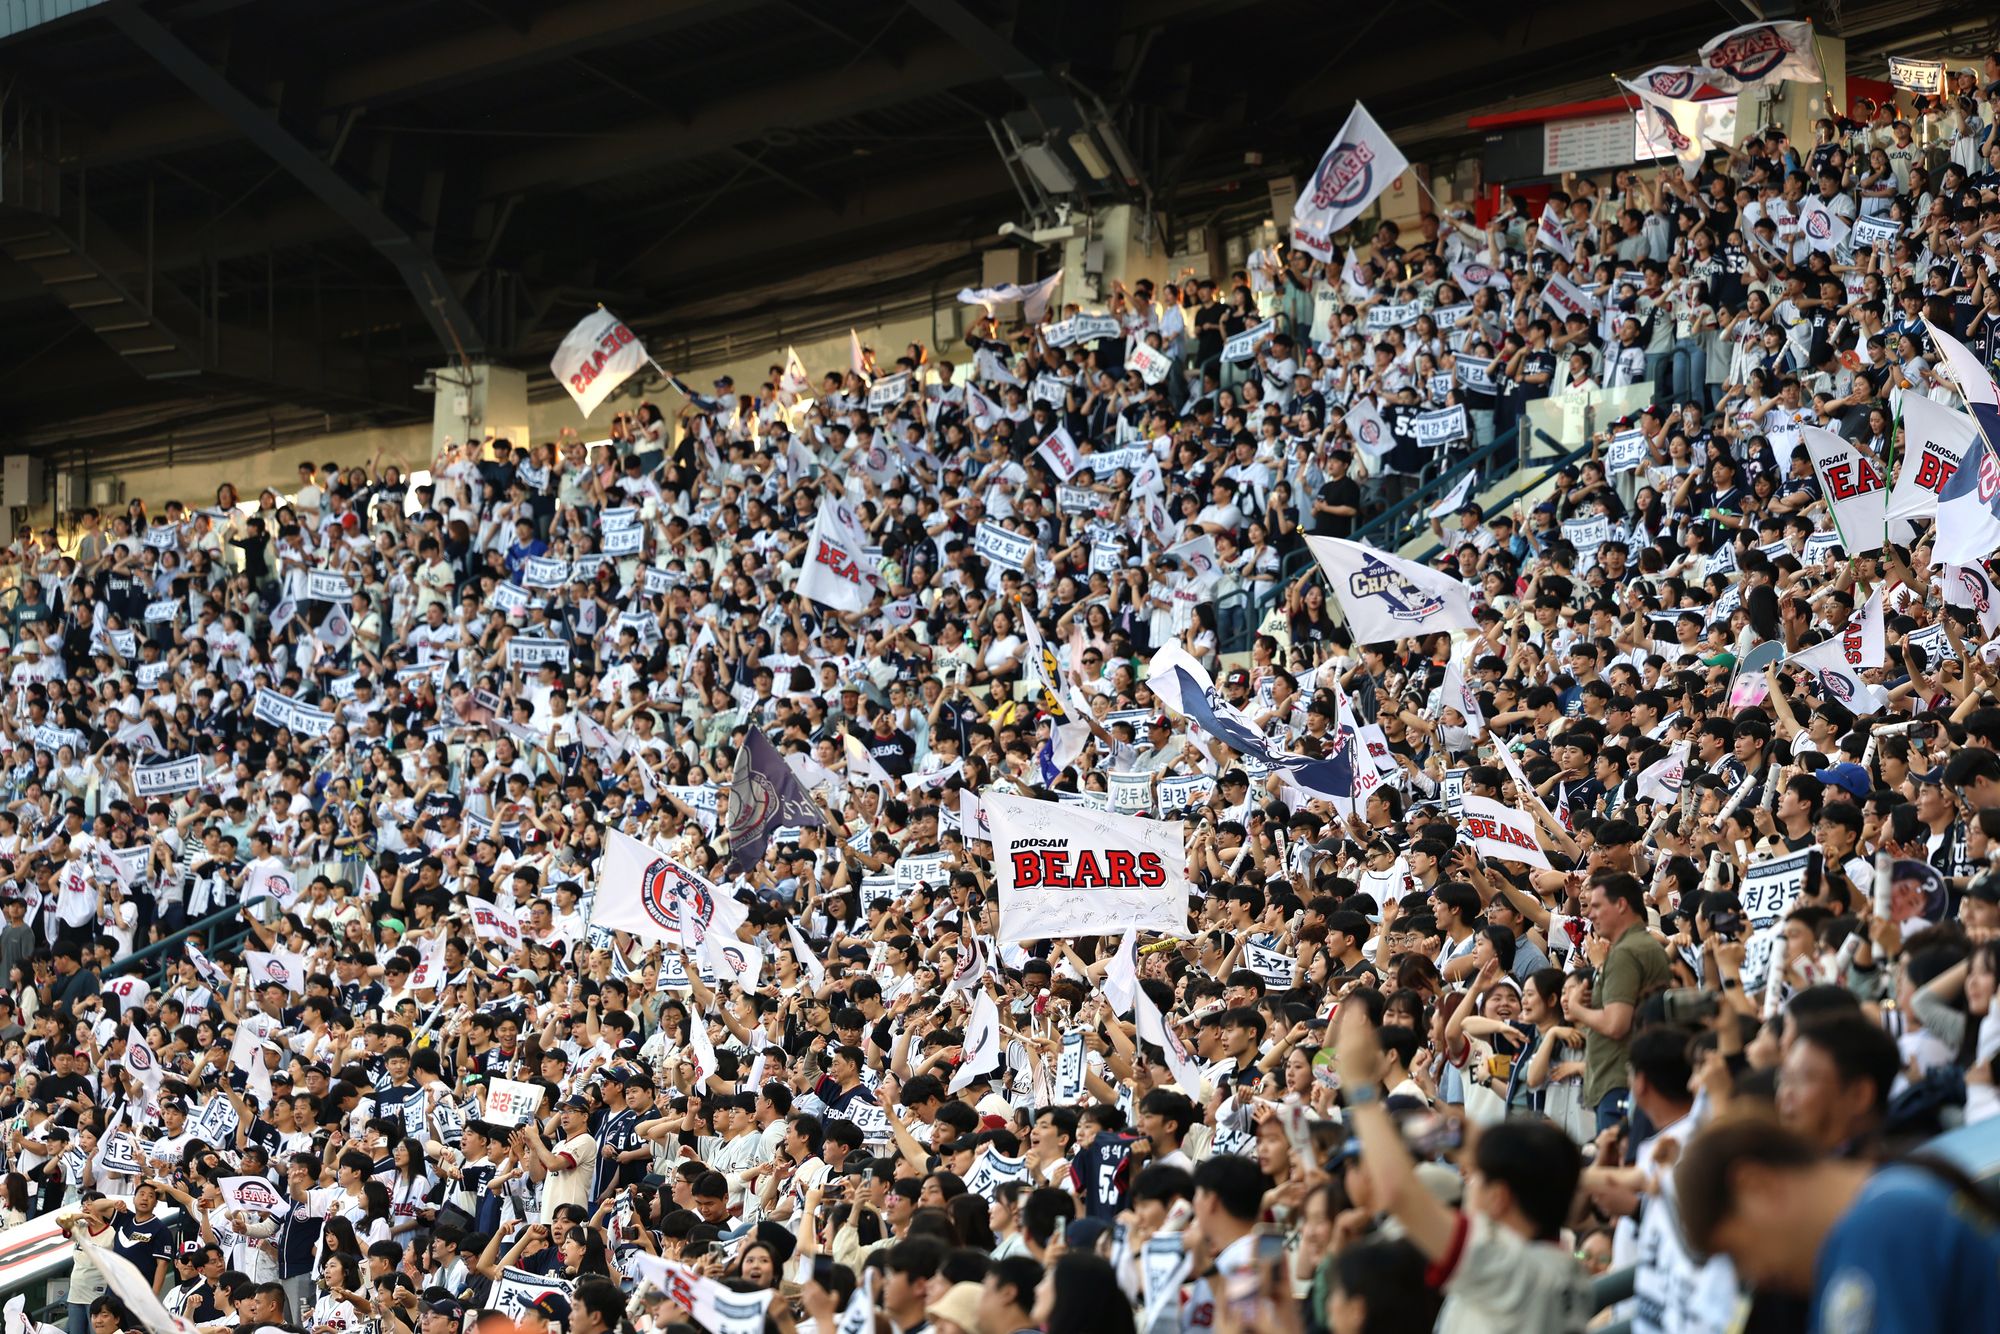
[
  {"xmin": 1460, "ymin": 794, "xmax": 1552, "ymax": 869},
  {"xmin": 1698, "ymin": 20, "xmax": 1822, "ymax": 90},
  {"xmin": 1303, "ymin": 536, "xmax": 1479, "ymax": 644},
  {"xmin": 1889, "ymin": 394, "xmax": 1976, "ymax": 524},
  {"xmin": 1887, "ymin": 56, "xmax": 1945, "ymax": 94},
  {"xmin": 1291, "ymin": 103, "xmax": 1408, "ymax": 260},
  {"xmin": 988, "ymin": 792, "xmax": 1188, "ymax": 943},
  {"xmin": 551, "ymin": 308, "xmax": 649, "ymax": 417},
  {"xmin": 798, "ymin": 498, "xmax": 880, "ymax": 612},
  {"xmin": 1802, "ymin": 425, "xmax": 1886, "ymax": 552},
  {"xmin": 973, "ymin": 522, "xmax": 1034, "ymax": 573}
]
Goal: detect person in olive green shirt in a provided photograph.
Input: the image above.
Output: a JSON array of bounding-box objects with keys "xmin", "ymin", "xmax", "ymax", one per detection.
[{"xmin": 1565, "ymin": 874, "xmax": 1671, "ymax": 1132}]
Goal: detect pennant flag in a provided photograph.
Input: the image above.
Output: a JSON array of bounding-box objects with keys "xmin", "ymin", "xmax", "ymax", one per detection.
[
  {"xmin": 1438, "ymin": 658, "xmax": 1486, "ymax": 738},
  {"xmin": 988, "ymin": 792, "xmax": 1188, "ymax": 943},
  {"xmin": 1303, "ymin": 535, "xmax": 1479, "ymax": 644},
  {"xmin": 243, "ymin": 948, "xmax": 312, "ymax": 995},
  {"xmin": 1541, "ymin": 270, "xmax": 1599, "ymax": 321},
  {"xmin": 849, "ymin": 329, "xmax": 869, "ymax": 379},
  {"xmin": 949, "ymin": 990, "xmax": 1003, "ymax": 1094},
  {"xmin": 798, "ymin": 497, "xmax": 883, "ymax": 612},
  {"xmin": 1343, "ymin": 395, "xmax": 1393, "ymax": 460},
  {"xmin": 786, "ymin": 919, "xmax": 827, "ymax": 991},
  {"xmin": 1785, "ymin": 588, "xmax": 1886, "ymax": 710},
  {"xmin": 843, "ymin": 731, "xmax": 895, "ymax": 789},
  {"xmin": 1290, "ymin": 103, "xmax": 1408, "ymax": 260},
  {"xmin": 551, "ymin": 308, "xmax": 651, "ymax": 417},
  {"xmin": 1133, "ymin": 983, "xmax": 1203, "ymax": 1099},
  {"xmin": 1890, "ymin": 395, "xmax": 1976, "ymax": 524},
  {"xmin": 1698, "ymin": 20, "xmax": 1822, "ymax": 90},
  {"xmin": 1535, "ymin": 202, "xmax": 1574, "ymax": 259},
  {"xmin": 1032, "ymin": 719, "xmax": 1093, "ymax": 788},
  {"xmin": 1019, "ymin": 606, "xmax": 1070, "ymax": 720},
  {"xmin": 1460, "ymin": 793, "xmax": 1552, "ymax": 869},
  {"xmin": 1801, "ymin": 425, "xmax": 1886, "ymax": 552},
  {"xmin": 1426, "ymin": 469, "xmax": 1480, "ymax": 520},
  {"xmin": 1631, "ymin": 64, "xmax": 1708, "ymax": 99},
  {"xmin": 725, "ymin": 729, "xmax": 824, "ymax": 873},
  {"xmin": 1101, "ymin": 927, "xmax": 1139, "ymax": 1017},
  {"xmin": 1928, "ymin": 316, "xmax": 2000, "ymax": 443},
  {"xmin": 1035, "ymin": 424, "xmax": 1082, "ymax": 482},
  {"xmin": 780, "ymin": 346, "xmax": 812, "ymax": 402}
]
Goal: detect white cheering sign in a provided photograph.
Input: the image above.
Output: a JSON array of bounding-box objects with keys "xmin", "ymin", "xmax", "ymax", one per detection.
[
  {"xmin": 505, "ymin": 636, "xmax": 571, "ymax": 669},
  {"xmin": 522, "ymin": 556, "xmax": 570, "ymax": 589},
  {"xmin": 1413, "ymin": 405, "xmax": 1467, "ymax": 447},
  {"xmin": 1222, "ymin": 318, "xmax": 1276, "ymax": 363},
  {"xmin": 251, "ymin": 688, "xmax": 337, "ymax": 738},
  {"xmin": 973, "ymin": 522, "xmax": 1033, "ymax": 573},
  {"xmin": 1129, "ymin": 341, "xmax": 1172, "ymax": 385},
  {"xmin": 988, "ymin": 791, "xmax": 1189, "ymax": 943},
  {"xmin": 483, "ymin": 1078, "xmax": 544, "ymax": 1128},
  {"xmin": 132, "ymin": 755, "xmax": 202, "ymax": 796},
  {"xmin": 866, "ymin": 371, "xmax": 910, "ymax": 410},
  {"xmin": 1605, "ymin": 430, "xmax": 1649, "ymax": 476},
  {"xmin": 304, "ymin": 570, "xmax": 353, "ymax": 602}
]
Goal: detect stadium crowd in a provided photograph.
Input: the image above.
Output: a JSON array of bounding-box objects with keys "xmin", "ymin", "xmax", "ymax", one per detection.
[{"xmin": 8, "ymin": 39, "xmax": 2000, "ymax": 1334}]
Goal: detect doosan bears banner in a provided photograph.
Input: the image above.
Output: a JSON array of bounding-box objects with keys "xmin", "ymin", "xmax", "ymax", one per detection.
[
  {"xmin": 1459, "ymin": 794, "xmax": 1552, "ymax": 870},
  {"xmin": 987, "ymin": 792, "xmax": 1188, "ymax": 943}
]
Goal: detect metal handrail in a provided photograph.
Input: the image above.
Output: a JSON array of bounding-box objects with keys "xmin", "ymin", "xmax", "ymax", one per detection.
[
  {"xmin": 112, "ymin": 901, "xmax": 259, "ymax": 986},
  {"xmin": 1403, "ymin": 429, "xmax": 1598, "ymax": 567},
  {"xmin": 1349, "ymin": 424, "xmax": 1523, "ymax": 554}
]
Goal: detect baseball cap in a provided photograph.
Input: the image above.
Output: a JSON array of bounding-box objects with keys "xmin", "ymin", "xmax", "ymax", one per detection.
[
  {"xmin": 1816, "ymin": 762, "xmax": 1869, "ymax": 801},
  {"xmin": 425, "ymin": 1298, "xmax": 467, "ymax": 1321},
  {"xmin": 528, "ymin": 1294, "xmax": 571, "ymax": 1323},
  {"xmin": 1224, "ymin": 668, "xmax": 1250, "ymax": 688}
]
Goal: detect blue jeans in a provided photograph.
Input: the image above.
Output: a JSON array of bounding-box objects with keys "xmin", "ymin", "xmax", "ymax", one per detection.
[
  {"xmin": 1669, "ymin": 338, "xmax": 1705, "ymax": 410},
  {"xmin": 68, "ymin": 1303, "xmax": 90, "ymax": 1334},
  {"xmin": 1594, "ymin": 1088, "xmax": 1630, "ymax": 1133}
]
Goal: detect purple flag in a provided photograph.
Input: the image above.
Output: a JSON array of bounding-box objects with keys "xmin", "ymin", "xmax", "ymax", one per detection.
[{"xmin": 725, "ymin": 729, "xmax": 825, "ymax": 872}]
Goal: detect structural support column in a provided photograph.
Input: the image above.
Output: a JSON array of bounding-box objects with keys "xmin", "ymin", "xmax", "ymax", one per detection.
[{"xmin": 429, "ymin": 364, "xmax": 530, "ymax": 458}]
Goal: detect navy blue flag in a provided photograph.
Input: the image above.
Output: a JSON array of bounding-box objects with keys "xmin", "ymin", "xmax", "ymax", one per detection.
[
  {"xmin": 726, "ymin": 729, "xmax": 825, "ymax": 871},
  {"xmin": 1174, "ymin": 668, "xmax": 1352, "ymax": 800}
]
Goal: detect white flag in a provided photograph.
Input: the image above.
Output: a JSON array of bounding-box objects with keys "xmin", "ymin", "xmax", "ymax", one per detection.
[
  {"xmin": 1342, "ymin": 396, "xmax": 1393, "ymax": 460},
  {"xmin": 589, "ymin": 828, "xmax": 697, "ymax": 949},
  {"xmin": 1303, "ymin": 536, "xmax": 1479, "ymax": 644},
  {"xmin": 1924, "ymin": 318, "xmax": 2000, "ymax": 568},
  {"xmin": 949, "ymin": 990, "xmax": 1002, "ymax": 1094},
  {"xmin": 1291, "ymin": 103, "xmax": 1408, "ymax": 260},
  {"xmin": 1944, "ymin": 564, "xmax": 2000, "ymax": 637},
  {"xmin": 243, "ymin": 949, "xmax": 312, "ymax": 995},
  {"xmin": 1101, "ymin": 927, "xmax": 1139, "ymax": 1017},
  {"xmin": 1621, "ymin": 80, "xmax": 1708, "ymax": 180},
  {"xmin": 1796, "ymin": 196, "xmax": 1851, "ymax": 254},
  {"xmin": 1890, "ymin": 395, "xmax": 1976, "ymax": 524},
  {"xmin": 1698, "ymin": 20, "xmax": 1823, "ymax": 90},
  {"xmin": 1801, "ymin": 425, "xmax": 1886, "ymax": 552},
  {"xmin": 988, "ymin": 792, "xmax": 1188, "ymax": 943},
  {"xmin": 1460, "ymin": 793, "xmax": 1552, "ymax": 870},
  {"xmin": 1133, "ymin": 984, "xmax": 1202, "ymax": 1099},
  {"xmin": 1035, "ymin": 425, "xmax": 1082, "ymax": 482},
  {"xmin": 551, "ymin": 308, "xmax": 650, "ymax": 417},
  {"xmin": 843, "ymin": 732, "xmax": 895, "ymax": 788},
  {"xmin": 797, "ymin": 498, "xmax": 881, "ymax": 613},
  {"xmin": 1785, "ymin": 588, "xmax": 1885, "ymax": 710}
]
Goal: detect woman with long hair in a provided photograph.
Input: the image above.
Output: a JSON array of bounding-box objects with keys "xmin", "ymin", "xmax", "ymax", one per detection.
[{"xmin": 1035, "ymin": 1253, "xmax": 1135, "ymax": 1334}]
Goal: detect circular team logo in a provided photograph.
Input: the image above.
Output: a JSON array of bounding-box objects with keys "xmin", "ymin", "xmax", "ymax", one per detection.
[
  {"xmin": 1188, "ymin": 550, "xmax": 1215, "ymax": 575},
  {"xmin": 727, "ymin": 768, "xmax": 780, "ymax": 845},
  {"xmin": 835, "ymin": 503, "xmax": 858, "ymax": 528},
  {"xmin": 261, "ymin": 958, "xmax": 290, "ymax": 984},
  {"xmin": 1819, "ymin": 669, "xmax": 1855, "ymax": 703},
  {"xmin": 1648, "ymin": 70, "xmax": 1698, "ymax": 98},
  {"xmin": 127, "ymin": 1041, "xmax": 155, "ymax": 1074},
  {"xmin": 1803, "ymin": 210, "xmax": 1832, "ymax": 241},
  {"xmin": 1979, "ymin": 448, "xmax": 2000, "ymax": 503},
  {"xmin": 1356, "ymin": 419, "xmax": 1383, "ymax": 447},
  {"xmin": 640, "ymin": 856, "xmax": 711, "ymax": 935},
  {"xmin": 1311, "ymin": 140, "xmax": 1376, "ymax": 211},
  {"xmin": 1461, "ymin": 263, "xmax": 1494, "ymax": 286},
  {"xmin": 719, "ymin": 944, "xmax": 750, "ymax": 976},
  {"xmin": 1707, "ymin": 26, "xmax": 1789, "ymax": 81},
  {"xmin": 865, "ymin": 447, "xmax": 889, "ymax": 473},
  {"xmin": 1959, "ymin": 569, "xmax": 1992, "ymax": 613}
]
